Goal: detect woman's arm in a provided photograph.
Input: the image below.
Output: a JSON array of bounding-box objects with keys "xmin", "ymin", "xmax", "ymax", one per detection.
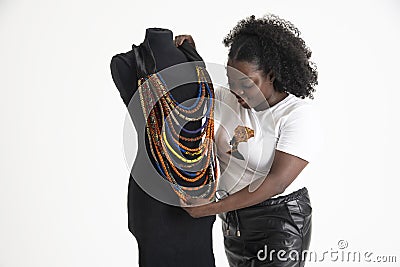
[{"xmin": 182, "ymin": 149, "xmax": 308, "ymax": 218}]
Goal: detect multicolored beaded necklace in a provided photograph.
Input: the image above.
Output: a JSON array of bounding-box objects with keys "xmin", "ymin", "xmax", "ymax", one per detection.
[{"xmin": 137, "ymin": 65, "xmax": 218, "ymax": 202}]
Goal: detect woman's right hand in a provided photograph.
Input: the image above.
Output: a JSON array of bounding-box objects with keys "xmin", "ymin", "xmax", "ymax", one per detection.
[{"xmin": 174, "ymin": 34, "xmax": 196, "ymax": 49}]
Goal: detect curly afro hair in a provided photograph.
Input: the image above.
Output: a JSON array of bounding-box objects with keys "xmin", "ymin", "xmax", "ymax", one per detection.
[{"xmin": 223, "ymin": 14, "xmax": 318, "ymax": 99}]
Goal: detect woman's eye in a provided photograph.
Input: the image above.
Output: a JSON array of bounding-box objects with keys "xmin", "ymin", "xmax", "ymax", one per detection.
[{"xmin": 242, "ymin": 84, "xmax": 253, "ymax": 89}]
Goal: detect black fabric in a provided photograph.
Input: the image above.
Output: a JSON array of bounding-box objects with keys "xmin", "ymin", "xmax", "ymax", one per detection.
[
  {"xmin": 132, "ymin": 38, "xmax": 205, "ymax": 79},
  {"xmin": 110, "ymin": 38, "xmax": 216, "ymax": 267},
  {"xmin": 220, "ymin": 187, "xmax": 312, "ymax": 267},
  {"xmin": 128, "ymin": 177, "xmax": 216, "ymax": 267}
]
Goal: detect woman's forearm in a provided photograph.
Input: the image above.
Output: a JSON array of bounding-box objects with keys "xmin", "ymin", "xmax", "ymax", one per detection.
[
  {"xmin": 182, "ymin": 151, "xmax": 308, "ymax": 218},
  {"xmin": 214, "ymin": 174, "xmax": 284, "ymax": 214}
]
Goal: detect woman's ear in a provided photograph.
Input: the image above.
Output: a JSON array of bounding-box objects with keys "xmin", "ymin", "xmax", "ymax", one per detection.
[{"xmin": 267, "ymin": 70, "xmax": 275, "ymax": 83}]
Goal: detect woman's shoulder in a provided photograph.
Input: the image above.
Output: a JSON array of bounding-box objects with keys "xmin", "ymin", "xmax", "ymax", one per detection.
[
  {"xmin": 214, "ymin": 85, "xmax": 232, "ymax": 100},
  {"xmin": 273, "ymin": 93, "xmax": 314, "ymax": 117},
  {"xmin": 275, "ymin": 94, "xmax": 321, "ymax": 163},
  {"xmin": 213, "ymin": 85, "xmax": 238, "ymax": 108}
]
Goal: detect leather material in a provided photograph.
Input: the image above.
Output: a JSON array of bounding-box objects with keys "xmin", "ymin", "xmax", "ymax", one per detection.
[{"xmin": 220, "ymin": 187, "xmax": 312, "ymax": 267}]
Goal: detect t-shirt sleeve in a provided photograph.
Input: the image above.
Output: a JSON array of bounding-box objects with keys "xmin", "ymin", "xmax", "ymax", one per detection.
[
  {"xmin": 213, "ymin": 85, "xmax": 224, "ymax": 102},
  {"xmin": 275, "ymin": 104, "xmax": 321, "ymax": 163},
  {"xmin": 213, "ymin": 85, "xmax": 225, "ymax": 121}
]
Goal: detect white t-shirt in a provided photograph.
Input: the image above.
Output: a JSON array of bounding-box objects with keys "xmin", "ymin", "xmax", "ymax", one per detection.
[{"xmin": 213, "ymin": 86, "xmax": 320, "ymax": 198}]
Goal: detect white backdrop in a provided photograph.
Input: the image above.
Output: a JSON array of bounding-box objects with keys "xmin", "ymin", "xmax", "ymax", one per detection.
[{"xmin": 1, "ymin": 0, "xmax": 399, "ymax": 266}]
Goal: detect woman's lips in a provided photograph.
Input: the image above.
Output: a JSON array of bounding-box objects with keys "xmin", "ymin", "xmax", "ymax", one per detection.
[{"xmin": 236, "ymin": 97, "xmax": 245, "ymax": 104}]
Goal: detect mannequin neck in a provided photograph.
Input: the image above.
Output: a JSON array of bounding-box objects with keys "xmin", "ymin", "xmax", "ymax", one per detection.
[
  {"xmin": 142, "ymin": 27, "xmax": 187, "ymax": 72},
  {"xmin": 145, "ymin": 28, "xmax": 174, "ymax": 49}
]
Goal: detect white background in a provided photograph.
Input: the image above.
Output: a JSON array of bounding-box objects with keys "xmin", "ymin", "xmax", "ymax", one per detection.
[{"xmin": 1, "ymin": 0, "xmax": 399, "ymax": 266}]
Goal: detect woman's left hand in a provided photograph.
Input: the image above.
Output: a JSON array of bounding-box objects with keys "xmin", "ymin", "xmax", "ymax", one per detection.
[
  {"xmin": 180, "ymin": 199, "xmax": 218, "ymax": 218},
  {"xmin": 174, "ymin": 34, "xmax": 196, "ymax": 49}
]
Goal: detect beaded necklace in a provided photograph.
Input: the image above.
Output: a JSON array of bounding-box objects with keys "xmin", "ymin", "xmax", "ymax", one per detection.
[{"xmin": 137, "ymin": 65, "xmax": 218, "ymax": 202}]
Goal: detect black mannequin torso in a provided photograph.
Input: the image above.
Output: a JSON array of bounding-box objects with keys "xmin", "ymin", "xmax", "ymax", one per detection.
[
  {"xmin": 110, "ymin": 28, "xmax": 208, "ymax": 189},
  {"xmin": 109, "ymin": 28, "xmax": 216, "ymax": 267}
]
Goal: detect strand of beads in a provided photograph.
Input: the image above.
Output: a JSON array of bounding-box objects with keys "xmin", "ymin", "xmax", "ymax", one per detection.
[{"xmin": 137, "ymin": 65, "xmax": 218, "ymax": 202}]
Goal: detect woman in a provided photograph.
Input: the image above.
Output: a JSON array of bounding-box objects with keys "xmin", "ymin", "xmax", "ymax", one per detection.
[{"xmin": 175, "ymin": 14, "xmax": 319, "ymax": 267}]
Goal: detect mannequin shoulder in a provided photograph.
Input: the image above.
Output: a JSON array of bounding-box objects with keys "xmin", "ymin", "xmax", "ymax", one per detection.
[
  {"xmin": 110, "ymin": 50, "xmax": 136, "ymax": 74},
  {"xmin": 110, "ymin": 50, "xmax": 138, "ymax": 85},
  {"xmin": 110, "ymin": 50, "xmax": 138, "ymax": 105}
]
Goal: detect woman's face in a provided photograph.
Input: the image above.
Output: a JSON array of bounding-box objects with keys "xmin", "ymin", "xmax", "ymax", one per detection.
[{"xmin": 226, "ymin": 58, "xmax": 275, "ymax": 110}]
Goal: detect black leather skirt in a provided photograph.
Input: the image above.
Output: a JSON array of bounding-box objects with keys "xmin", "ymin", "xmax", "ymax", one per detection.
[{"xmin": 219, "ymin": 187, "xmax": 312, "ymax": 267}]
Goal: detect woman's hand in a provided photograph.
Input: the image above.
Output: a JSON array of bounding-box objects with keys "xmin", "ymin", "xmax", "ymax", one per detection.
[
  {"xmin": 174, "ymin": 34, "xmax": 196, "ymax": 49},
  {"xmin": 179, "ymin": 198, "xmax": 218, "ymax": 218}
]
